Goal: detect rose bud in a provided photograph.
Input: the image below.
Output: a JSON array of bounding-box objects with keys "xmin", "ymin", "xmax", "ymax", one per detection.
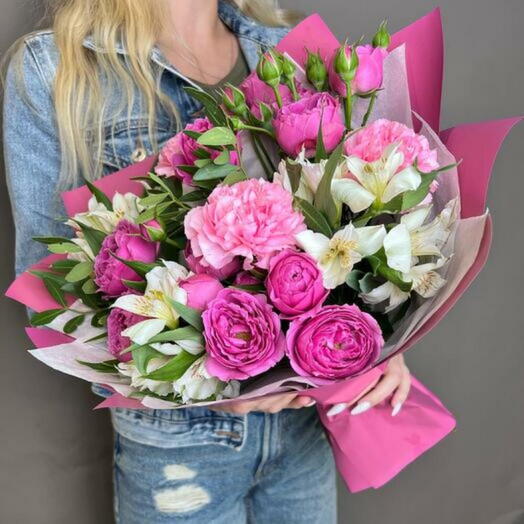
[
  {"xmin": 222, "ymin": 84, "xmax": 249, "ymax": 119},
  {"xmin": 256, "ymin": 49, "xmax": 282, "ymax": 88},
  {"xmin": 180, "ymin": 273, "xmax": 224, "ymax": 312},
  {"xmin": 333, "ymin": 43, "xmax": 359, "ymax": 84},
  {"xmin": 306, "ymin": 50, "xmax": 328, "ymax": 92},
  {"xmin": 140, "ymin": 219, "xmax": 166, "ymax": 242},
  {"xmin": 372, "ymin": 20, "xmax": 391, "ymax": 48}
]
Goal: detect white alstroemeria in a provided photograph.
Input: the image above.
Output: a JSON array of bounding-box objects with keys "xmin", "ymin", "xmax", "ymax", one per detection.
[
  {"xmin": 67, "ymin": 192, "xmax": 143, "ymax": 233},
  {"xmin": 274, "ymin": 160, "xmax": 315, "ymax": 203},
  {"xmin": 150, "ymin": 336, "xmax": 205, "ymax": 357},
  {"xmin": 114, "ymin": 261, "xmax": 189, "ymax": 344},
  {"xmin": 360, "ymin": 257, "xmax": 448, "ymax": 312},
  {"xmin": 118, "ymin": 357, "xmax": 173, "ymax": 396},
  {"xmin": 67, "ymin": 237, "xmax": 96, "ymax": 262},
  {"xmin": 173, "ymin": 357, "xmax": 240, "ymax": 403},
  {"xmin": 331, "ymin": 144, "xmax": 421, "ymax": 213},
  {"xmin": 384, "ymin": 200, "xmax": 458, "ymax": 273},
  {"xmin": 296, "ymin": 223, "xmax": 386, "ymax": 289}
]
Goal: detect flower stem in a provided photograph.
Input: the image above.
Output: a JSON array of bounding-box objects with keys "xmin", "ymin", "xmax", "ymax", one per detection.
[
  {"xmin": 361, "ymin": 91, "xmax": 377, "ymax": 127},
  {"xmin": 344, "ymin": 84, "xmax": 353, "ymax": 130},
  {"xmin": 252, "ymin": 134, "xmax": 276, "ymax": 180},
  {"xmin": 272, "ymin": 85, "xmax": 283, "ymax": 108}
]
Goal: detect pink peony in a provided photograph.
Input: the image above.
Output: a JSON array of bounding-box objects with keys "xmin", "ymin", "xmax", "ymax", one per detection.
[
  {"xmin": 344, "ymin": 119, "xmax": 439, "ymax": 173},
  {"xmin": 266, "ymin": 250, "xmax": 328, "ymax": 320},
  {"xmin": 107, "ymin": 308, "xmax": 148, "ymax": 362},
  {"xmin": 94, "ymin": 220, "xmax": 158, "ymax": 297},
  {"xmin": 203, "ymin": 288, "xmax": 285, "ymax": 380},
  {"xmin": 286, "ymin": 304, "xmax": 383, "ymax": 381},
  {"xmin": 156, "ymin": 117, "xmax": 239, "ymax": 184},
  {"xmin": 329, "ymin": 45, "xmax": 388, "ymax": 97},
  {"xmin": 272, "ymin": 92, "xmax": 345, "ymax": 157},
  {"xmin": 184, "ymin": 179, "xmax": 305, "ymax": 270},
  {"xmin": 184, "ymin": 244, "xmax": 241, "ymax": 281},
  {"xmin": 180, "ymin": 274, "xmax": 224, "ymax": 312}
]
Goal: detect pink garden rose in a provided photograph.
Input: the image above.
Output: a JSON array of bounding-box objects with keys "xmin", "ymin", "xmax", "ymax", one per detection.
[
  {"xmin": 203, "ymin": 288, "xmax": 285, "ymax": 380},
  {"xmin": 180, "ymin": 274, "xmax": 224, "ymax": 311},
  {"xmin": 184, "ymin": 179, "xmax": 305, "ymax": 271},
  {"xmin": 234, "ymin": 271, "xmax": 262, "ymax": 287},
  {"xmin": 156, "ymin": 117, "xmax": 239, "ymax": 184},
  {"xmin": 286, "ymin": 304, "xmax": 383, "ymax": 380},
  {"xmin": 107, "ymin": 308, "xmax": 148, "ymax": 362},
  {"xmin": 272, "ymin": 92, "xmax": 345, "ymax": 157},
  {"xmin": 266, "ymin": 250, "xmax": 328, "ymax": 319},
  {"xmin": 184, "ymin": 244, "xmax": 241, "ymax": 281},
  {"xmin": 94, "ymin": 220, "xmax": 158, "ymax": 297},
  {"xmin": 329, "ymin": 44, "xmax": 388, "ymax": 97},
  {"xmin": 344, "ymin": 118, "xmax": 439, "ymax": 173}
]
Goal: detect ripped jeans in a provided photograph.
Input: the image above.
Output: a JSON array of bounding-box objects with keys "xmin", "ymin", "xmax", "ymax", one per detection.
[{"xmin": 111, "ymin": 405, "xmax": 337, "ymax": 523}]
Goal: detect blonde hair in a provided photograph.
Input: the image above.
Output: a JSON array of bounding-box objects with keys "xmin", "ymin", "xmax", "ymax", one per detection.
[{"xmin": 5, "ymin": 1, "xmax": 298, "ymax": 188}]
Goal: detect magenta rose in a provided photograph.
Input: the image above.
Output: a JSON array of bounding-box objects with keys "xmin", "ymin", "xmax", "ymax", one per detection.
[
  {"xmin": 156, "ymin": 117, "xmax": 239, "ymax": 184},
  {"xmin": 184, "ymin": 244, "xmax": 241, "ymax": 281},
  {"xmin": 180, "ymin": 274, "xmax": 224, "ymax": 311},
  {"xmin": 234, "ymin": 271, "xmax": 262, "ymax": 287},
  {"xmin": 272, "ymin": 92, "xmax": 345, "ymax": 157},
  {"xmin": 286, "ymin": 304, "xmax": 383, "ymax": 380},
  {"xmin": 94, "ymin": 220, "xmax": 158, "ymax": 297},
  {"xmin": 203, "ymin": 288, "xmax": 285, "ymax": 380},
  {"xmin": 107, "ymin": 308, "xmax": 148, "ymax": 362},
  {"xmin": 266, "ymin": 250, "xmax": 328, "ymax": 320}
]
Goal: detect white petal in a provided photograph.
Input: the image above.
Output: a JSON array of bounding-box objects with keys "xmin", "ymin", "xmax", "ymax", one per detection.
[
  {"xmin": 176, "ymin": 338, "xmax": 205, "ymax": 355},
  {"xmin": 321, "ymin": 258, "xmax": 349, "ymax": 289},
  {"xmin": 122, "ymin": 318, "xmax": 166, "ymax": 345},
  {"xmin": 360, "ymin": 281, "xmax": 410, "ymax": 312},
  {"xmin": 384, "ymin": 224, "xmax": 412, "ymax": 273},
  {"xmin": 151, "ymin": 342, "xmax": 183, "ymax": 356},
  {"xmin": 383, "ymin": 144, "xmax": 404, "ymax": 176},
  {"xmin": 331, "ymin": 179, "xmax": 375, "ymax": 213},
  {"xmin": 112, "ymin": 294, "xmax": 149, "ymax": 316},
  {"xmin": 382, "ymin": 166, "xmax": 421, "ymax": 203},
  {"xmin": 355, "ymin": 225, "xmax": 386, "ymax": 257},
  {"xmin": 345, "ymin": 156, "xmax": 367, "ymax": 182},
  {"xmin": 401, "ymin": 205, "xmax": 432, "ymax": 231},
  {"xmin": 333, "ymin": 223, "xmax": 357, "ymax": 243},
  {"xmin": 295, "ymin": 230, "xmax": 330, "ymax": 262}
]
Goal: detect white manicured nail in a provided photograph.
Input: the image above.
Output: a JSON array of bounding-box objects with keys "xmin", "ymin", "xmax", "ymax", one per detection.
[
  {"xmin": 350, "ymin": 402, "xmax": 371, "ymax": 416},
  {"xmin": 391, "ymin": 402, "xmax": 403, "ymax": 417},
  {"xmin": 327, "ymin": 403, "xmax": 348, "ymax": 417},
  {"xmin": 305, "ymin": 400, "xmax": 316, "ymax": 407}
]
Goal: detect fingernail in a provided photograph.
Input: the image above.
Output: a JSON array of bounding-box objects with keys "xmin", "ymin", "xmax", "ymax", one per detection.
[
  {"xmin": 350, "ymin": 401, "xmax": 371, "ymax": 416},
  {"xmin": 391, "ymin": 402, "xmax": 403, "ymax": 417},
  {"xmin": 327, "ymin": 403, "xmax": 347, "ymax": 417},
  {"xmin": 305, "ymin": 400, "xmax": 316, "ymax": 407}
]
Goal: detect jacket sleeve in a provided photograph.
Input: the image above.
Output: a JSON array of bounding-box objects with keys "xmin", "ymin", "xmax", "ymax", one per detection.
[{"xmin": 3, "ymin": 40, "xmax": 71, "ymax": 277}]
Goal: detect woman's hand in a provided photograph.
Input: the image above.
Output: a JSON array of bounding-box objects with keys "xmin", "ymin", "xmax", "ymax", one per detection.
[
  {"xmin": 211, "ymin": 392, "xmax": 316, "ymax": 415},
  {"xmin": 327, "ymin": 354, "xmax": 411, "ymax": 417}
]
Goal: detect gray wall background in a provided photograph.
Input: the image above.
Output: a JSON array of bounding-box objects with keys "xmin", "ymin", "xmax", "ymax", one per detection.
[{"xmin": 0, "ymin": 0, "xmax": 522, "ymax": 523}]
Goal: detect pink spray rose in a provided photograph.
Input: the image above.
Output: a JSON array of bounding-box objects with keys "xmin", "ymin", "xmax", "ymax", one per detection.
[
  {"xmin": 203, "ymin": 288, "xmax": 285, "ymax": 380},
  {"xmin": 94, "ymin": 220, "xmax": 159, "ymax": 297},
  {"xmin": 329, "ymin": 45, "xmax": 387, "ymax": 97},
  {"xmin": 184, "ymin": 178, "xmax": 305, "ymax": 271},
  {"xmin": 184, "ymin": 244, "xmax": 241, "ymax": 281},
  {"xmin": 266, "ymin": 250, "xmax": 328, "ymax": 320},
  {"xmin": 286, "ymin": 304, "xmax": 383, "ymax": 381},
  {"xmin": 344, "ymin": 118, "xmax": 439, "ymax": 173},
  {"xmin": 272, "ymin": 92, "xmax": 345, "ymax": 157},
  {"xmin": 180, "ymin": 274, "xmax": 224, "ymax": 311},
  {"xmin": 107, "ymin": 308, "xmax": 148, "ymax": 362},
  {"xmin": 156, "ymin": 117, "xmax": 239, "ymax": 184}
]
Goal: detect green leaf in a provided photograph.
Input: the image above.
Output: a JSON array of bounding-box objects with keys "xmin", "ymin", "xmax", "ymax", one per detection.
[
  {"xmin": 51, "ymin": 259, "xmax": 79, "ymax": 273},
  {"xmin": 193, "ymin": 163, "xmax": 239, "ymax": 182},
  {"xmin": 179, "ymin": 189, "xmax": 209, "ymax": 202},
  {"xmin": 197, "ymin": 127, "xmax": 236, "ymax": 147},
  {"xmin": 314, "ymin": 141, "xmax": 344, "ymax": 229},
  {"xmin": 315, "ymin": 116, "xmax": 328, "ymax": 162},
  {"xmin": 194, "ymin": 158, "xmax": 211, "ymax": 168},
  {"xmin": 74, "ymin": 222, "xmax": 106, "ymax": 256},
  {"xmin": 183, "ymin": 129, "xmax": 202, "ymax": 140},
  {"xmin": 30, "ymin": 270, "xmax": 66, "ymax": 285},
  {"xmin": 140, "ymin": 193, "xmax": 169, "ymax": 207},
  {"xmin": 149, "ymin": 326, "xmax": 203, "ymax": 343},
  {"xmin": 77, "ymin": 359, "xmax": 119, "ymax": 373},
  {"xmin": 294, "ymin": 197, "xmax": 333, "ymax": 237},
  {"xmin": 368, "ymin": 249, "xmax": 412, "ymax": 292},
  {"xmin": 33, "ymin": 236, "xmax": 72, "ymax": 245},
  {"xmin": 65, "ymin": 261, "xmax": 93, "ymax": 283},
  {"xmin": 176, "ymin": 164, "xmax": 199, "ymax": 176},
  {"xmin": 110, "ymin": 254, "xmax": 157, "ymax": 277},
  {"xmin": 63, "ymin": 314, "xmax": 86, "ymax": 334},
  {"xmin": 168, "ymin": 299, "xmax": 203, "ymax": 331},
  {"xmin": 132, "ymin": 345, "xmax": 163, "ymax": 375},
  {"xmin": 222, "ymin": 170, "xmax": 247, "ymax": 186},
  {"xmin": 42, "ymin": 276, "xmax": 68, "ymax": 307},
  {"xmin": 48, "ymin": 242, "xmax": 83, "ymax": 254},
  {"xmin": 122, "ymin": 279, "xmax": 147, "ymax": 293},
  {"xmin": 82, "ymin": 279, "xmax": 98, "ymax": 294},
  {"xmin": 84, "ymin": 332, "xmax": 108, "ymax": 343},
  {"xmin": 184, "ymin": 87, "xmax": 228, "ymax": 126},
  {"xmin": 345, "ymin": 270, "xmax": 366, "ymax": 292},
  {"xmin": 135, "ymin": 202, "xmax": 172, "ymax": 225},
  {"xmin": 30, "ymin": 308, "xmax": 65, "ymax": 326},
  {"xmin": 144, "ymin": 350, "xmax": 200, "ymax": 381},
  {"xmin": 213, "ymin": 150, "xmax": 230, "ymax": 165},
  {"xmin": 91, "ymin": 310, "xmax": 109, "ymax": 328},
  {"xmin": 401, "ymin": 171, "xmax": 440, "ymax": 211},
  {"xmin": 194, "ymin": 147, "xmax": 212, "ymax": 160},
  {"xmin": 285, "ymin": 160, "xmax": 302, "ymax": 194},
  {"xmin": 359, "ymin": 272, "xmax": 382, "ymax": 294},
  {"xmin": 85, "ymin": 180, "xmax": 113, "ymax": 210}
]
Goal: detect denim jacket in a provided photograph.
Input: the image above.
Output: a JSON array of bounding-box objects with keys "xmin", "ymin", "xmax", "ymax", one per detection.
[{"xmin": 3, "ymin": 0, "xmax": 288, "ymax": 276}]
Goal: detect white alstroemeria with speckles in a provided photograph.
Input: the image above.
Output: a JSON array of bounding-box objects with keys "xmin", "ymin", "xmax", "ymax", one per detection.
[
  {"xmin": 114, "ymin": 261, "xmax": 189, "ymax": 345},
  {"xmin": 173, "ymin": 357, "xmax": 240, "ymax": 403},
  {"xmin": 296, "ymin": 223, "xmax": 386, "ymax": 289},
  {"xmin": 118, "ymin": 357, "xmax": 173, "ymax": 396},
  {"xmin": 360, "ymin": 257, "xmax": 448, "ymax": 312},
  {"xmin": 67, "ymin": 192, "xmax": 143, "ymax": 233},
  {"xmin": 331, "ymin": 144, "xmax": 421, "ymax": 213},
  {"xmin": 384, "ymin": 199, "xmax": 458, "ymax": 273}
]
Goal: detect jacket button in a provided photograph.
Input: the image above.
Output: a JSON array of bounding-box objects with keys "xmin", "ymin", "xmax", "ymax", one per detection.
[{"xmin": 131, "ymin": 147, "xmax": 147, "ymax": 163}]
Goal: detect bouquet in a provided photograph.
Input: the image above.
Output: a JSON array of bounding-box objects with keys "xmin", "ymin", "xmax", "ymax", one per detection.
[{"xmin": 7, "ymin": 9, "xmax": 520, "ymax": 492}]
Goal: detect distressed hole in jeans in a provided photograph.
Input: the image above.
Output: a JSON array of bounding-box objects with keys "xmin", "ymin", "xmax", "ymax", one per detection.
[
  {"xmin": 164, "ymin": 464, "xmax": 197, "ymax": 481},
  {"xmin": 214, "ymin": 430, "xmax": 241, "ymax": 439},
  {"xmin": 154, "ymin": 485, "xmax": 211, "ymax": 514}
]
